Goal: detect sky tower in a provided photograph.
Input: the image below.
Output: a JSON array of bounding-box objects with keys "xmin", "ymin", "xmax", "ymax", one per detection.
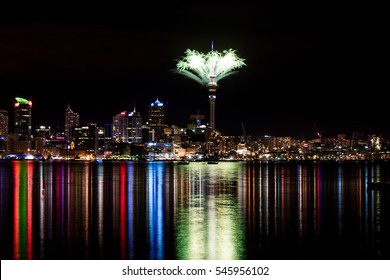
[
  {"xmin": 175, "ymin": 42, "xmax": 246, "ymax": 130},
  {"xmin": 207, "ymin": 41, "xmax": 218, "ymax": 129}
]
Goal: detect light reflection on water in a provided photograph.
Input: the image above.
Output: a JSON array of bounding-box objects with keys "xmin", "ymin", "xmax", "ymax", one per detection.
[{"xmin": 1, "ymin": 160, "xmax": 390, "ymax": 260}]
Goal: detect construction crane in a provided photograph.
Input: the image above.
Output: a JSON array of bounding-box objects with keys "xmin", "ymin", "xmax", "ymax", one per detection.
[
  {"xmin": 241, "ymin": 122, "xmax": 247, "ymax": 138},
  {"xmin": 241, "ymin": 122, "xmax": 246, "ymax": 142},
  {"xmin": 313, "ymin": 122, "xmax": 322, "ymax": 138}
]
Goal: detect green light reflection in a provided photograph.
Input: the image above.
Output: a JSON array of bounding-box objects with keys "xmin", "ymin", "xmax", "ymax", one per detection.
[{"xmin": 175, "ymin": 163, "xmax": 245, "ymax": 260}]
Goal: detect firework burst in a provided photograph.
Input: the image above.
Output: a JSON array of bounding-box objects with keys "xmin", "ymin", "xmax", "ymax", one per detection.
[
  {"xmin": 175, "ymin": 44, "xmax": 246, "ymax": 88},
  {"xmin": 175, "ymin": 43, "xmax": 246, "ymax": 130}
]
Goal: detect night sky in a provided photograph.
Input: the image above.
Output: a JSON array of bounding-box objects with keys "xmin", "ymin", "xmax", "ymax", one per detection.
[{"xmin": 0, "ymin": 2, "xmax": 385, "ymax": 139}]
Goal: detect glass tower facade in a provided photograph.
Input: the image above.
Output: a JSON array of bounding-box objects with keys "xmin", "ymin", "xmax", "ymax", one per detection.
[
  {"xmin": 65, "ymin": 105, "xmax": 80, "ymax": 142},
  {"xmin": 14, "ymin": 97, "xmax": 32, "ymax": 141}
]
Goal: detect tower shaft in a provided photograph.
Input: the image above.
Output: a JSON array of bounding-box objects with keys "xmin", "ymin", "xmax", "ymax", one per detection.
[
  {"xmin": 207, "ymin": 75, "xmax": 218, "ymax": 130},
  {"xmin": 209, "ymin": 94, "xmax": 216, "ymax": 130}
]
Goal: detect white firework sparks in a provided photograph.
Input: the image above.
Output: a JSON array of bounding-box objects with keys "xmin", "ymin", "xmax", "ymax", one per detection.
[{"xmin": 175, "ymin": 45, "xmax": 246, "ymax": 87}]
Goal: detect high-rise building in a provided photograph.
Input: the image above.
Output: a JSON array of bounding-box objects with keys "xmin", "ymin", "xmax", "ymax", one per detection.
[
  {"xmin": 73, "ymin": 123, "xmax": 98, "ymax": 156},
  {"xmin": 0, "ymin": 109, "xmax": 8, "ymax": 153},
  {"xmin": 14, "ymin": 97, "xmax": 32, "ymax": 141},
  {"xmin": 96, "ymin": 126, "xmax": 106, "ymax": 156},
  {"xmin": 148, "ymin": 98, "xmax": 167, "ymax": 143},
  {"xmin": 128, "ymin": 107, "xmax": 142, "ymax": 143},
  {"xmin": 65, "ymin": 105, "xmax": 79, "ymax": 142},
  {"xmin": 148, "ymin": 98, "xmax": 165, "ymax": 125},
  {"xmin": 112, "ymin": 111, "xmax": 129, "ymax": 143},
  {"xmin": 9, "ymin": 97, "xmax": 33, "ymax": 153},
  {"xmin": 34, "ymin": 125, "xmax": 51, "ymax": 154}
]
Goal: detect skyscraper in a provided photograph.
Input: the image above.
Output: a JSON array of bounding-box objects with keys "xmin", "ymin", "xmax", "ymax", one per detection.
[
  {"xmin": 34, "ymin": 125, "xmax": 51, "ymax": 155},
  {"xmin": 148, "ymin": 98, "xmax": 165, "ymax": 125},
  {"xmin": 128, "ymin": 107, "xmax": 142, "ymax": 143},
  {"xmin": 14, "ymin": 97, "xmax": 32, "ymax": 141},
  {"xmin": 9, "ymin": 97, "xmax": 33, "ymax": 153},
  {"xmin": 112, "ymin": 111, "xmax": 128, "ymax": 143},
  {"xmin": 148, "ymin": 98, "xmax": 167, "ymax": 142},
  {"xmin": 73, "ymin": 123, "xmax": 98, "ymax": 156},
  {"xmin": 65, "ymin": 105, "xmax": 79, "ymax": 143},
  {"xmin": 0, "ymin": 109, "xmax": 8, "ymax": 153}
]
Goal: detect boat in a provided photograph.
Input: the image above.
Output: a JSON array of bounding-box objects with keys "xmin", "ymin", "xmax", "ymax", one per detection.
[
  {"xmin": 207, "ymin": 161, "xmax": 219, "ymax": 164},
  {"xmin": 177, "ymin": 160, "xmax": 190, "ymax": 165}
]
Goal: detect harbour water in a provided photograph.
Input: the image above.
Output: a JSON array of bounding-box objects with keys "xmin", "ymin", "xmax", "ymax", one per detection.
[{"xmin": 1, "ymin": 160, "xmax": 390, "ymax": 260}]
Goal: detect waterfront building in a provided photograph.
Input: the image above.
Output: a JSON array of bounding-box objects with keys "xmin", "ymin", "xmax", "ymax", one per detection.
[
  {"xmin": 65, "ymin": 105, "xmax": 79, "ymax": 144},
  {"xmin": 34, "ymin": 125, "xmax": 51, "ymax": 154},
  {"xmin": 275, "ymin": 136, "xmax": 292, "ymax": 150},
  {"xmin": 0, "ymin": 109, "xmax": 8, "ymax": 153},
  {"xmin": 148, "ymin": 98, "xmax": 167, "ymax": 143},
  {"xmin": 96, "ymin": 126, "xmax": 106, "ymax": 156},
  {"xmin": 14, "ymin": 97, "xmax": 32, "ymax": 141},
  {"xmin": 112, "ymin": 111, "xmax": 129, "ymax": 143},
  {"xmin": 128, "ymin": 107, "xmax": 142, "ymax": 143},
  {"xmin": 73, "ymin": 123, "xmax": 98, "ymax": 156},
  {"xmin": 9, "ymin": 97, "xmax": 32, "ymax": 153}
]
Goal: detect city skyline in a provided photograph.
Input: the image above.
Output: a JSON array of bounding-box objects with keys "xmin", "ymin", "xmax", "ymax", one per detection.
[
  {"xmin": 0, "ymin": 3, "xmax": 385, "ymax": 138},
  {"xmin": 1, "ymin": 95, "xmax": 389, "ymax": 141}
]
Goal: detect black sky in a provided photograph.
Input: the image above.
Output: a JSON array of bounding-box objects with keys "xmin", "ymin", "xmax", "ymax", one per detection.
[{"xmin": 0, "ymin": 2, "xmax": 386, "ymax": 138}]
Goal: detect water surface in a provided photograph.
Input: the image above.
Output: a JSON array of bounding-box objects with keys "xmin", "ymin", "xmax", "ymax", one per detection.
[{"xmin": 1, "ymin": 160, "xmax": 389, "ymax": 260}]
